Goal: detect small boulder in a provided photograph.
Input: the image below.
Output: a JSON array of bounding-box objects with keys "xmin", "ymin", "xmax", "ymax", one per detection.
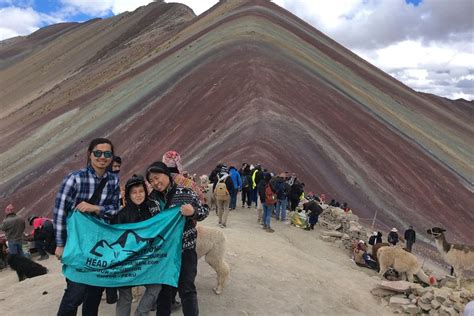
[
  {"xmin": 421, "ymin": 291, "xmax": 434, "ymax": 303},
  {"xmin": 438, "ymin": 306, "xmax": 456, "ymax": 316},
  {"xmin": 389, "ymin": 296, "xmax": 411, "ymax": 308},
  {"xmin": 370, "ymin": 288, "xmax": 396, "ymax": 298},
  {"xmin": 418, "ymin": 301, "xmax": 432, "ymax": 312},
  {"xmin": 402, "ymin": 304, "xmax": 420, "ymax": 315},
  {"xmin": 320, "ymin": 235, "xmax": 332, "ymax": 242},
  {"xmin": 431, "ymin": 299, "xmax": 441, "ymax": 310}
]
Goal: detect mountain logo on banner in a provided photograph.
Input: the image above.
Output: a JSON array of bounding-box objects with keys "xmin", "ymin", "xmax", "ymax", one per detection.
[{"xmin": 90, "ymin": 230, "xmax": 165, "ymax": 259}]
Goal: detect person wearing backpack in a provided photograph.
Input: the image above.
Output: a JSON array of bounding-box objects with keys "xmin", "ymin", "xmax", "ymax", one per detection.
[
  {"xmin": 259, "ymin": 173, "xmax": 276, "ymax": 233},
  {"xmin": 271, "ymin": 174, "xmax": 290, "ymax": 222},
  {"xmin": 214, "ymin": 172, "xmax": 233, "ymax": 228},
  {"xmin": 239, "ymin": 163, "xmax": 252, "ymax": 208},
  {"xmin": 228, "ymin": 166, "xmax": 242, "ymax": 210}
]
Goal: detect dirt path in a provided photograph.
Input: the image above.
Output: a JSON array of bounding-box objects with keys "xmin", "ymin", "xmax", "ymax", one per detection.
[{"xmin": 0, "ymin": 205, "xmax": 394, "ymax": 315}]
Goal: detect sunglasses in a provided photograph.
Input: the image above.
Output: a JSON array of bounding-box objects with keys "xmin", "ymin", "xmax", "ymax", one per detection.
[{"xmin": 92, "ymin": 150, "xmax": 113, "ymax": 158}]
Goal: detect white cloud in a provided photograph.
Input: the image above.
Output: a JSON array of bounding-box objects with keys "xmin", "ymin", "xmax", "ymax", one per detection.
[
  {"xmin": 59, "ymin": 0, "xmax": 115, "ymax": 16},
  {"xmin": 272, "ymin": 0, "xmax": 474, "ymax": 100},
  {"xmin": 0, "ymin": 6, "xmax": 41, "ymax": 39}
]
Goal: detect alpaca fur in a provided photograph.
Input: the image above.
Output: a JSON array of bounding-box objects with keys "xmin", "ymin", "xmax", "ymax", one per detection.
[
  {"xmin": 203, "ymin": 183, "xmax": 217, "ymax": 214},
  {"xmin": 377, "ymin": 246, "xmax": 432, "ymax": 285},
  {"xmin": 372, "ymin": 242, "xmax": 390, "ymax": 262},
  {"xmin": 196, "ymin": 225, "xmax": 230, "ymax": 295},
  {"xmin": 7, "ymin": 254, "xmax": 48, "ymax": 281},
  {"xmin": 427, "ymin": 227, "xmax": 474, "ymax": 288}
]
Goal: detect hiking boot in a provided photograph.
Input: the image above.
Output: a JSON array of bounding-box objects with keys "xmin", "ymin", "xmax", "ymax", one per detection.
[
  {"xmin": 38, "ymin": 254, "xmax": 49, "ymax": 261},
  {"xmin": 266, "ymin": 227, "xmax": 275, "ymax": 233}
]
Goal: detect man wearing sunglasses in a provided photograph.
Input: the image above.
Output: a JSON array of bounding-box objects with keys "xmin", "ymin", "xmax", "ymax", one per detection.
[{"xmin": 53, "ymin": 137, "xmax": 120, "ymax": 316}]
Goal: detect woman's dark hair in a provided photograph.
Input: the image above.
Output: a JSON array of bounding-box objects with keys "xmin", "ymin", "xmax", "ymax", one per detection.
[{"xmin": 86, "ymin": 138, "xmax": 114, "ymax": 165}]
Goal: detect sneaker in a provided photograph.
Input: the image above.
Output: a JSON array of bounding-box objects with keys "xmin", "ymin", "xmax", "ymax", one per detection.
[
  {"xmin": 248, "ymin": 205, "xmax": 251, "ymax": 209},
  {"xmin": 222, "ymin": 224, "xmax": 227, "ymax": 228},
  {"xmin": 266, "ymin": 227, "xmax": 275, "ymax": 233},
  {"xmin": 38, "ymin": 254, "xmax": 49, "ymax": 261},
  {"xmin": 219, "ymin": 224, "xmax": 224, "ymax": 228}
]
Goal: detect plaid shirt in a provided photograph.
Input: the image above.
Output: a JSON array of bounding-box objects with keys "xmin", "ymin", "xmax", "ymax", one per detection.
[{"xmin": 53, "ymin": 165, "xmax": 120, "ymax": 246}]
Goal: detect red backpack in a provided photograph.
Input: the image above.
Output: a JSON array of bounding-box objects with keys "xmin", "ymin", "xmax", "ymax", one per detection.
[{"xmin": 264, "ymin": 183, "xmax": 277, "ymax": 206}]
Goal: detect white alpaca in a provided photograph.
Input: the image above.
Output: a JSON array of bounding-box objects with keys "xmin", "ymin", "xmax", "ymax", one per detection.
[
  {"xmin": 427, "ymin": 227, "xmax": 474, "ymax": 288},
  {"xmin": 196, "ymin": 225, "xmax": 230, "ymax": 294}
]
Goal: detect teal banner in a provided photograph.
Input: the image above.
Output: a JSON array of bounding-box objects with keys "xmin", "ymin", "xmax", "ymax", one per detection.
[{"xmin": 62, "ymin": 207, "xmax": 185, "ymax": 287}]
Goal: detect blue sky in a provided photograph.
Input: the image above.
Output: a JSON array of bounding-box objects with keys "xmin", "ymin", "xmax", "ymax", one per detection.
[{"xmin": 0, "ymin": 0, "xmax": 472, "ymax": 100}]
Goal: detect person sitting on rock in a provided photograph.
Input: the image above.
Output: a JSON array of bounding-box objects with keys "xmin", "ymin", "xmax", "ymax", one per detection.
[{"xmin": 353, "ymin": 241, "xmax": 378, "ymax": 270}]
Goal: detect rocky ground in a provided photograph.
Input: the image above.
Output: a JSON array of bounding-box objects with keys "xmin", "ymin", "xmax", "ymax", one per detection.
[{"xmin": 0, "ymin": 204, "xmax": 471, "ymax": 315}]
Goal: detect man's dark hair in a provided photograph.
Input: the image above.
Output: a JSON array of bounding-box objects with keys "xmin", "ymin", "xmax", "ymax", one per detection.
[
  {"xmin": 113, "ymin": 156, "xmax": 122, "ymax": 164},
  {"xmin": 86, "ymin": 138, "xmax": 114, "ymax": 165}
]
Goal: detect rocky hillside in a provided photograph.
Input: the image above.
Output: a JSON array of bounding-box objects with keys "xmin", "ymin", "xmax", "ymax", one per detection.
[{"xmin": 0, "ymin": 0, "xmax": 472, "ymax": 245}]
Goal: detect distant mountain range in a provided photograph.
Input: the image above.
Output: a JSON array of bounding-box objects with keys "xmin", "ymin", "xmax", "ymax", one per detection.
[{"xmin": 0, "ymin": 0, "xmax": 472, "ymax": 244}]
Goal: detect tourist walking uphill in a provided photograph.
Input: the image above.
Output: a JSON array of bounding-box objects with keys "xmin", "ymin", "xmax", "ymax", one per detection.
[
  {"xmin": 228, "ymin": 166, "xmax": 242, "ymax": 210},
  {"xmin": 53, "ymin": 138, "xmax": 120, "ymax": 316},
  {"xmin": 147, "ymin": 162, "xmax": 209, "ymax": 316}
]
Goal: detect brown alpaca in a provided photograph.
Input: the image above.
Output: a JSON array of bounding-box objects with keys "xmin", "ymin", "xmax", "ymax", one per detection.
[
  {"xmin": 377, "ymin": 246, "xmax": 433, "ymax": 285},
  {"xmin": 427, "ymin": 227, "xmax": 474, "ymax": 288},
  {"xmin": 196, "ymin": 225, "xmax": 230, "ymax": 295}
]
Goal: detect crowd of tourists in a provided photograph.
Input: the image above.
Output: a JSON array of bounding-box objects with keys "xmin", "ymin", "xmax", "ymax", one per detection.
[{"xmin": 1, "ymin": 137, "xmax": 420, "ymax": 316}]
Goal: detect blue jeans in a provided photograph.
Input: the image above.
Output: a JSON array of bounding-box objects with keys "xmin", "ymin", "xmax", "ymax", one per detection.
[
  {"xmin": 8, "ymin": 242, "xmax": 24, "ymax": 256},
  {"xmin": 229, "ymin": 188, "xmax": 238, "ymax": 209},
  {"xmin": 275, "ymin": 199, "xmax": 288, "ymax": 220},
  {"xmin": 250, "ymin": 188, "xmax": 258, "ymax": 207},
  {"xmin": 262, "ymin": 204, "xmax": 274, "ymax": 228}
]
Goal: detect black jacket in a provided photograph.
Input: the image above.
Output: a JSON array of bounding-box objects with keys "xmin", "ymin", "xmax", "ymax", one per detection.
[
  {"xmin": 149, "ymin": 183, "xmax": 209, "ymax": 250},
  {"xmin": 404, "ymin": 229, "xmax": 416, "ymax": 243},
  {"xmin": 387, "ymin": 232, "xmax": 399, "ymax": 245},
  {"xmin": 113, "ymin": 202, "xmax": 152, "ymax": 224},
  {"xmin": 303, "ymin": 201, "xmax": 323, "ymax": 218},
  {"xmin": 289, "ymin": 182, "xmax": 304, "ymax": 200}
]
